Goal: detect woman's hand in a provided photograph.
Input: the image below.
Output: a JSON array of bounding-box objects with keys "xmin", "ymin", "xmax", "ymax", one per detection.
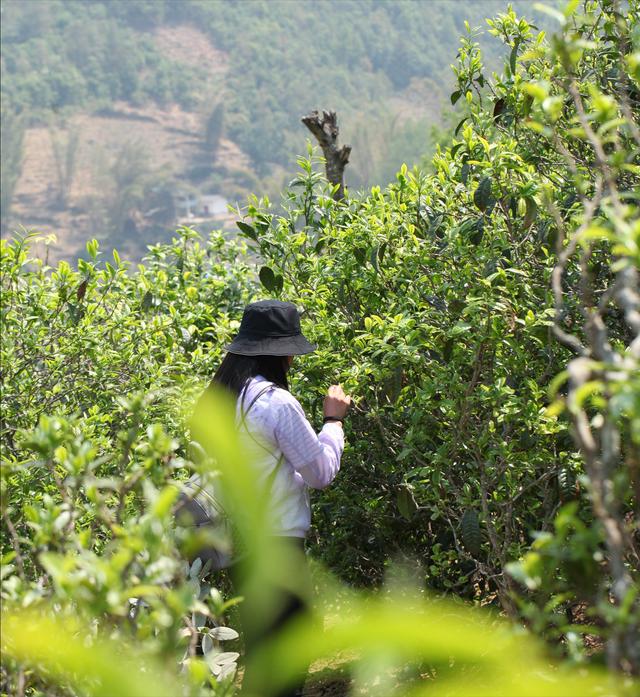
[{"xmin": 323, "ymin": 384, "xmax": 351, "ymax": 421}]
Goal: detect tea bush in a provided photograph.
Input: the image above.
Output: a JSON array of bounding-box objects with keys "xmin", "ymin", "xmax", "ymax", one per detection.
[
  {"xmin": 1, "ymin": 230, "xmax": 255, "ymax": 695},
  {"xmin": 237, "ymin": 0, "xmax": 639, "ymax": 667},
  {"xmin": 1, "ymin": 0, "xmax": 638, "ymax": 694}
]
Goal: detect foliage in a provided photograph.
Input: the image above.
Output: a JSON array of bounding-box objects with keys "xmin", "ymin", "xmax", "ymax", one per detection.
[
  {"xmin": 1, "ymin": 0, "xmax": 638, "ymax": 694},
  {"xmin": 236, "ymin": 0, "xmax": 639, "ymax": 667},
  {"xmin": 2, "ymin": 389, "xmax": 636, "ymax": 697},
  {"xmin": 0, "ymin": 398, "xmax": 242, "ymax": 697},
  {"xmin": 0, "ymin": 227, "xmax": 253, "ymax": 450},
  {"xmin": 0, "ymin": 0, "xmax": 201, "ymax": 114},
  {"xmin": 0, "ymin": 228, "xmax": 254, "ymax": 695},
  {"xmin": 497, "ymin": 0, "xmax": 640, "ymax": 671}
]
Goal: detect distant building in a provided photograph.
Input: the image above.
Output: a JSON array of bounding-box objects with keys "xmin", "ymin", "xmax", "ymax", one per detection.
[
  {"xmin": 176, "ymin": 193, "xmax": 198, "ymax": 219},
  {"xmin": 198, "ymin": 194, "xmax": 227, "ymax": 217},
  {"xmin": 175, "ymin": 192, "xmax": 228, "ymax": 219}
]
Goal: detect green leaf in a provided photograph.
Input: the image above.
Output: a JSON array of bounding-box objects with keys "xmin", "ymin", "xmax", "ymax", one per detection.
[
  {"xmin": 0, "ymin": 551, "xmax": 17, "ymax": 566},
  {"xmin": 141, "ymin": 290, "xmax": 153, "ymax": 311},
  {"xmin": 455, "ymin": 217, "xmax": 480, "ymax": 237},
  {"xmin": 152, "ymin": 486, "xmax": 179, "ymax": 518},
  {"xmin": 86, "ymin": 239, "xmax": 99, "ymax": 259},
  {"xmin": 557, "ymin": 468, "xmax": 576, "ymax": 501},
  {"xmin": 563, "ymin": 0, "xmax": 580, "ymax": 17},
  {"xmin": 429, "ymin": 214, "xmax": 444, "ymax": 236},
  {"xmin": 442, "ymin": 338, "xmax": 454, "ymax": 362},
  {"xmin": 396, "ymin": 487, "xmax": 417, "ymax": 521},
  {"xmin": 460, "ymin": 509, "xmax": 482, "ymax": 557},
  {"xmin": 236, "ymin": 221, "xmax": 258, "ymax": 241},
  {"xmin": 523, "ymin": 82, "xmax": 549, "ymax": 101},
  {"xmin": 509, "ymin": 39, "xmax": 521, "ymax": 75},
  {"xmin": 370, "ymin": 247, "xmax": 379, "ymax": 273},
  {"xmin": 450, "ymin": 90, "xmax": 462, "ymax": 105},
  {"xmin": 473, "ymin": 177, "xmax": 493, "ymax": 212},
  {"xmin": 187, "ymin": 441, "xmax": 208, "ymax": 465},
  {"xmin": 450, "ymin": 143, "xmax": 464, "ymax": 159},
  {"xmin": 469, "ymin": 218, "xmax": 484, "ymax": 245},
  {"xmin": 454, "ymin": 117, "xmax": 468, "ymax": 136},
  {"xmin": 259, "ymin": 266, "xmax": 277, "ymax": 291}
]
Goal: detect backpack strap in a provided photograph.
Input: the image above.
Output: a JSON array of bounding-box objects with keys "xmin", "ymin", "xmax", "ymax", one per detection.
[
  {"xmin": 238, "ymin": 379, "xmax": 285, "ymax": 489},
  {"xmin": 238, "ymin": 381, "xmax": 275, "ymax": 431}
]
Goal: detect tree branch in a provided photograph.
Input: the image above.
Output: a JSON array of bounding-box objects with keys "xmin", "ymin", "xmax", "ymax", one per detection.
[{"xmin": 301, "ymin": 110, "xmax": 351, "ymax": 200}]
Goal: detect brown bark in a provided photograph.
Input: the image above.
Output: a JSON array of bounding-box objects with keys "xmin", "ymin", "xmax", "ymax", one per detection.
[
  {"xmin": 301, "ymin": 110, "xmax": 351, "ymax": 200},
  {"xmin": 548, "ymin": 70, "xmax": 640, "ymax": 673}
]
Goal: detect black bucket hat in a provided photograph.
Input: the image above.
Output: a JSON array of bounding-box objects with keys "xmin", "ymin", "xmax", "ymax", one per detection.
[{"xmin": 225, "ymin": 300, "xmax": 316, "ymax": 356}]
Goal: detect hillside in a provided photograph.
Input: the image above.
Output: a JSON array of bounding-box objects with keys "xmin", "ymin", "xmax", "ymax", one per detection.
[
  {"xmin": 1, "ymin": 0, "xmax": 547, "ymax": 261},
  {"xmin": 11, "ymin": 97, "xmax": 252, "ymax": 262}
]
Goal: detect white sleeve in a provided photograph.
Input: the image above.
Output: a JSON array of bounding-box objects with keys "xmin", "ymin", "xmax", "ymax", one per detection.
[{"xmin": 273, "ymin": 401, "xmax": 344, "ymax": 490}]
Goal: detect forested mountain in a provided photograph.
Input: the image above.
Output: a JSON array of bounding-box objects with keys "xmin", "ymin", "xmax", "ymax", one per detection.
[{"xmin": 1, "ymin": 0, "xmax": 546, "ymax": 260}]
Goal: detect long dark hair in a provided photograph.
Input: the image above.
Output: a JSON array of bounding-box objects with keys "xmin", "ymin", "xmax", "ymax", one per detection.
[{"xmin": 210, "ymin": 353, "xmax": 289, "ymax": 397}]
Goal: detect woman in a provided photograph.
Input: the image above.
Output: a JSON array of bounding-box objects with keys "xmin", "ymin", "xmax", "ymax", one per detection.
[{"xmin": 211, "ymin": 299, "xmax": 350, "ymax": 696}]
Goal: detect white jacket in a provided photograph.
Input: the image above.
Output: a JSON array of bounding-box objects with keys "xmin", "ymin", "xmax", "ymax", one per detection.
[{"xmin": 237, "ymin": 375, "xmax": 344, "ymax": 537}]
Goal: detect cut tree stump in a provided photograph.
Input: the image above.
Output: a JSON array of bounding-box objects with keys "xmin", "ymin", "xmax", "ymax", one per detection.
[{"xmin": 301, "ymin": 110, "xmax": 351, "ymax": 200}]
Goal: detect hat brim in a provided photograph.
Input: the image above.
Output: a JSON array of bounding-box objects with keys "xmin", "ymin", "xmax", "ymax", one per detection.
[{"xmin": 225, "ymin": 333, "xmax": 317, "ymax": 357}]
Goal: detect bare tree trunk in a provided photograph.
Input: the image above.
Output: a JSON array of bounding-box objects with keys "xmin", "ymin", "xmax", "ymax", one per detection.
[
  {"xmin": 301, "ymin": 110, "xmax": 351, "ymax": 200},
  {"xmin": 549, "ymin": 69, "xmax": 640, "ymax": 674}
]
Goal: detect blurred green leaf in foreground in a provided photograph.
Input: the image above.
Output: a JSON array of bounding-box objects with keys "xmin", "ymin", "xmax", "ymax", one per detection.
[{"xmin": 2, "ymin": 387, "xmax": 638, "ymax": 696}]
